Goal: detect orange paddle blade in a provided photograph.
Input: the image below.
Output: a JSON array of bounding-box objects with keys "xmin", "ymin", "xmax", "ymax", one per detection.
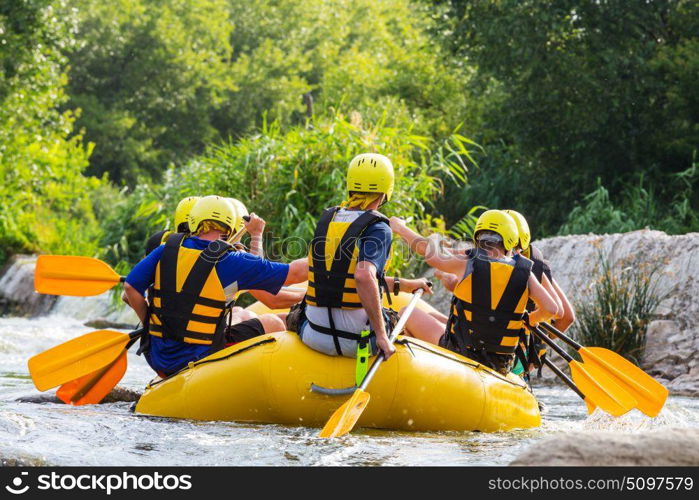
[
  {"xmin": 580, "ymin": 347, "xmax": 668, "ymax": 417},
  {"xmin": 28, "ymin": 330, "xmax": 129, "ymax": 391},
  {"xmin": 584, "ymin": 399, "xmax": 597, "ymax": 415},
  {"xmin": 318, "ymin": 389, "xmax": 371, "ymax": 438},
  {"xmin": 569, "ymin": 360, "xmax": 637, "ymax": 417},
  {"xmin": 35, "ymin": 255, "xmax": 122, "ymax": 296},
  {"xmin": 56, "ymin": 351, "xmax": 128, "ymax": 405}
]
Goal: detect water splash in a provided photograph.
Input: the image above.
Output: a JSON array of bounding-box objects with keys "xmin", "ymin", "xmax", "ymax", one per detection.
[{"xmin": 0, "ymin": 316, "xmax": 697, "ymax": 466}]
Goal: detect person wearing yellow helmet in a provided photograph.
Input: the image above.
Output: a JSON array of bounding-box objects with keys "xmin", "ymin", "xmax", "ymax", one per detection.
[
  {"xmin": 226, "ymin": 198, "xmax": 248, "ymax": 234},
  {"xmin": 224, "ymin": 197, "xmax": 266, "ymax": 258},
  {"xmin": 123, "ymin": 196, "xmax": 202, "ymax": 308},
  {"xmin": 143, "ymin": 196, "xmax": 200, "ymax": 256},
  {"xmin": 502, "ymin": 209, "xmax": 576, "ymax": 379},
  {"xmin": 389, "ymin": 209, "xmax": 559, "ymax": 375},
  {"xmin": 502, "ymin": 210, "xmax": 574, "ymax": 327},
  {"xmin": 290, "ymin": 153, "xmax": 431, "ymax": 362},
  {"xmin": 217, "ymin": 197, "xmax": 308, "ymax": 321},
  {"xmin": 123, "ymin": 195, "xmax": 310, "ymax": 376}
]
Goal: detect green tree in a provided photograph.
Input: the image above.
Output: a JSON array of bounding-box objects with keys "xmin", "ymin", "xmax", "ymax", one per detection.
[
  {"xmin": 64, "ymin": 0, "xmax": 235, "ymax": 184},
  {"xmin": 64, "ymin": 0, "xmax": 469, "ymax": 184},
  {"xmin": 433, "ymin": 0, "xmax": 699, "ymax": 234},
  {"xmin": 221, "ymin": 0, "xmax": 467, "ymax": 138},
  {"xmin": 0, "ymin": 0, "xmax": 103, "ymax": 264}
]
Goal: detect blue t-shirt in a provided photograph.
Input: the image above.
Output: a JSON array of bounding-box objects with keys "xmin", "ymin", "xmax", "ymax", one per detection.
[
  {"xmin": 125, "ymin": 236, "xmax": 289, "ymax": 374},
  {"xmin": 357, "ymin": 220, "xmax": 392, "ymax": 274}
]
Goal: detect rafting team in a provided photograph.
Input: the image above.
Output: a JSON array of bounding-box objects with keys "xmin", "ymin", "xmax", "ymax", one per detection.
[{"xmin": 122, "ymin": 153, "xmax": 575, "ymax": 382}]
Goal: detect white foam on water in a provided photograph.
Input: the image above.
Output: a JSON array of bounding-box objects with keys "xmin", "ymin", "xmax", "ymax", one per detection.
[{"xmin": 0, "ymin": 316, "xmax": 697, "ymax": 465}]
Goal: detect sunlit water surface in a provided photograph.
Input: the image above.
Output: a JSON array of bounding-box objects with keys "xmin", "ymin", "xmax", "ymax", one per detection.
[{"xmin": 2, "ymin": 316, "xmax": 698, "ymax": 466}]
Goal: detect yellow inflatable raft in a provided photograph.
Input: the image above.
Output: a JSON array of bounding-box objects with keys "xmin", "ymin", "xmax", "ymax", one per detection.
[{"xmin": 135, "ymin": 293, "xmax": 541, "ymax": 433}]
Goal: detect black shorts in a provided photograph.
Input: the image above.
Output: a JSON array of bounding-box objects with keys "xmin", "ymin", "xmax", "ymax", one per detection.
[
  {"xmin": 225, "ymin": 318, "xmax": 265, "ymax": 344},
  {"xmin": 439, "ymin": 333, "xmax": 514, "ymax": 375}
]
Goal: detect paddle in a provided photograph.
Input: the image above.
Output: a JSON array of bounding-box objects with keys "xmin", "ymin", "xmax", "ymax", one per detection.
[
  {"xmin": 54, "ymin": 331, "xmax": 141, "ymax": 405},
  {"xmin": 56, "ymin": 351, "xmax": 128, "ymax": 405},
  {"xmin": 540, "ymin": 356, "xmax": 596, "ymax": 415},
  {"xmin": 319, "ymin": 288, "xmax": 425, "ymax": 439},
  {"xmin": 35, "ymin": 255, "xmax": 124, "ymax": 297},
  {"xmin": 28, "ymin": 329, "xmax": 143, "ymax": 392},
  {"xmin": 530, "ymin": 326, "xmax": 637, "ymax": 417},
  {"xmin": 540, "ymin": 322, "xmax": 668, "ymax": 417},
  {"xmin": 34, "ymin": 221, "xmax": 251, "ymax": 298}
]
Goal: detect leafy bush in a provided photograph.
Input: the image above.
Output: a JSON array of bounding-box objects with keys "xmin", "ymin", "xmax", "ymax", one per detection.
[
  {"xmin": 572, "ymin": 253, "xmax": 665, "ymax": 364},
  {"xmin": 560, "ymin": 156, "xmax": 699, "ymax": 235},
  {"xmin": 64, "ymin": 0, "xmax": 235, "ymax": 184},
  {"xmin": 97, "ymin": 184, "xmax": 170, "ymax": 273},
  {"xmin": 158, "ymin": 111, "xmax": 476, "ymax": 274}
]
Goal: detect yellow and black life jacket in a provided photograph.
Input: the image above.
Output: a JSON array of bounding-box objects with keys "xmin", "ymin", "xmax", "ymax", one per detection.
[
  {"xmin": 445, "ymin": 250, "xmax": 533, "ymax": 356},
  {"xmin": 148, "ymin": 233, "xmax": 231, "ymax": 350},
  {"xmin": 519, "ymin": 244, "xmax": 553, "ymax": 375},
  {"xmin": 306, "ymin": 206, "xmax": 389, "ymax": 309},
  {"xmin": 524, "ymin": 245, "xmax": 551, "ymax": 310},
  {"xmin": 303, "ymin": 206, "xmax": 391, "ymax": 354}
]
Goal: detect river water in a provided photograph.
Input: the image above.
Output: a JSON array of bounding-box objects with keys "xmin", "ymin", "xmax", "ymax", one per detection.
[{"xmin": 1, "ymin": 315, "xmax": 698, "ymax": 466}]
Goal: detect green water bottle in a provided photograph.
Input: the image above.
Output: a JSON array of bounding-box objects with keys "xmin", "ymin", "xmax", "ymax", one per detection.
[{"xmin": 355, "ymin": 329, "xmax": 371, "ymax": 386}]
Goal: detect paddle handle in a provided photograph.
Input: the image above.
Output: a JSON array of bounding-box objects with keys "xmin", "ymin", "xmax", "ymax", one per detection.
[
  {"xmin": 358, "ymin": 289, "xmax": 424, "ymax": 391},
  {"xmin": 531, "ymin": 326, "xmax": 573, "ymax": 363},
  {"xmin": 540, "ymin": 322, "xmax": 582, "ymax": 350}
]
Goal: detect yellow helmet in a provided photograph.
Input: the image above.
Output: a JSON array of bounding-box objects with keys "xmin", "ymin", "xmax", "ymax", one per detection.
[
  {"xmin": 346, "ymin": 153, "xmax": 395, "ymax": 201},
  {"xmin": 188, "ymin": 195, "xmax": 238, "ymax": 235},
  {"xmin": 226, "ymin": 198, "xmax": 248, "ymax": 233},
  {"xmin": 174, "ymin": 196, "xmax": 200, "ymax": 232},
  {"xmin": 502, "ymin": 209, "xmax": 531, "ymax": 251},
  {"xmin": 473, "ymin": 210, "xmax": 519, "ymax": 251}
]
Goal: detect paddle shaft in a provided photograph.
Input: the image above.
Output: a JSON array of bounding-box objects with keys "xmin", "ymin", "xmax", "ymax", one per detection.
[
  {"xmin": 531, "ymin": 326, "xmax": 574, "ymax": 363},
  {"xmin": 540, "ymin": 322, "xmax": 583, "ymax": 350},
  {"xmin": 541, "ymin": 356, "xmax": 586, "ymax": 402},
  {"xmin": 357, "ymin": 289, "xmax": 424, "ymax": 391}
]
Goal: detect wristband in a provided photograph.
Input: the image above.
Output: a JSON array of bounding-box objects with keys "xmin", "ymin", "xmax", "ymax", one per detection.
[{"xmin": 393, "ymin": 277, "xmax": 400, "ymax": 296}]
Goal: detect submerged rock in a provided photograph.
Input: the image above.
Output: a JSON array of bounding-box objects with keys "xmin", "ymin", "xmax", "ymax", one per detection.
[
  {"xmin": 84, "ymin": 318, "xmax": 135, "ymax": 330},
  {"xmin": 15, "ymin": 386, "xmax": 141, "ymax": 404},
  {"xmin": 1, "ymin": 454, "xmax": 50, "ymax": 466},
  {"xmin": 14, "ymin": 393, "xmax": 62, "ymax": 404},
  {"xmin": 102, "ymin": 386, "xmax": 142, "ymax": 403},
  {"xmin": 510, "ymin": 428, "xmax": 699, "ymax": 466}
]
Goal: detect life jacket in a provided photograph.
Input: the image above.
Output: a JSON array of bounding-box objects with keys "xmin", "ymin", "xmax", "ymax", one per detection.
[
  {"xmin": 303, "ymin": 206, "xmax": 391, "ymax": 354},
  {"xmin": 145, "ymin": 229, "xmax": 172, "ymax": 256},
  {"xmin": 524, "ymin": 245, "xmax": 552, "ymax": 310},
  {"xmin": 147, "ymin": 233, "xmax": 231, "ymax": 351},
  {"xmin": 444, "ymin": 250, "xmax": 533, "ymax": 356},
  {"xmin": 306, "ymin": 206, "xmax": 390, "ymax": 309},
  {"xmin": 519, "ymin": 244, "xmax": 552, "ymax": 375}
]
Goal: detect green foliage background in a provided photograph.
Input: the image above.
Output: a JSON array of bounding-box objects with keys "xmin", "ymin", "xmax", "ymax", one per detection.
[{"xmin": 1, "ymin": 0, "xmax": 697, "ymax": 269}]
